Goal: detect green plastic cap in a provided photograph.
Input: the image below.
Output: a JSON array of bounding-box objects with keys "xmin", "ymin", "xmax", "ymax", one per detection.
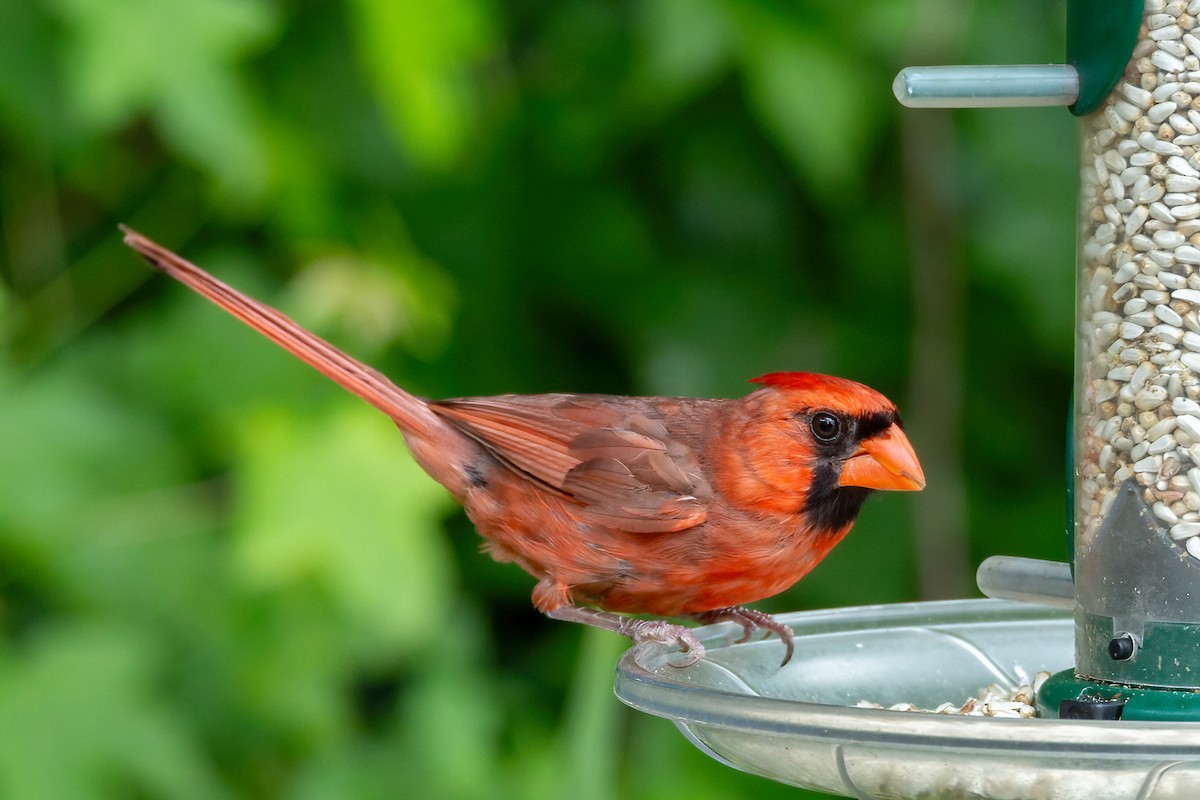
[{"xmin": 1067, "ymin": 0, "xmax": 1144, "ymax": 116}]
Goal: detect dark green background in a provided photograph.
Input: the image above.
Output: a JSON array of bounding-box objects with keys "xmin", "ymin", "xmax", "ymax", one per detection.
[{"xmin": 0, "ymin": 1, "xmax": 1073, "ymax": 797}]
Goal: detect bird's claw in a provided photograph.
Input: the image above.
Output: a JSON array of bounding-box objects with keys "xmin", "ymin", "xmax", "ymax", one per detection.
[
  {"xmin": 692, "ymin": 606, "xmax": 796, "ymax": 667},
  {"xmin": 619, "ymin": 618, "xmax": 706, "ymax": 668}
]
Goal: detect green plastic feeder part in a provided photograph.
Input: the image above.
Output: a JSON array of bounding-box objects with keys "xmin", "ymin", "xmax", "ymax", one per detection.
[{"xmin": 1066, "ymin": 0, "xmax": 1143, "ymax": 115}]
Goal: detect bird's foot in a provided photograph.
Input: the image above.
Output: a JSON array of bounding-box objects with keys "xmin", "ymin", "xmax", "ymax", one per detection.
[
  {"xmin": 545, "ymin": 605, "xmax": 705, "ymax": 668},
  {"xmin": 691, "ymin": 606, "xmax": 795, "ymax": 667},
  {"xmin": 616, "ymin": 617, "xmax": 705, "ymax": 668}
]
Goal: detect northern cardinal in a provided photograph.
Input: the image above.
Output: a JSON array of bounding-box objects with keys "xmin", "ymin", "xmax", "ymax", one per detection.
[{"xmin": 122, "ymin": 227, "xmax": 924, "ymax": 667}]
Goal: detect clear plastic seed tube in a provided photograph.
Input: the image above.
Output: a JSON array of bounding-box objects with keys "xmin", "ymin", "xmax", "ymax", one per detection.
[{"xmin": 1075, "ymin": 0, "xmax": 1200, "ymax": 685}]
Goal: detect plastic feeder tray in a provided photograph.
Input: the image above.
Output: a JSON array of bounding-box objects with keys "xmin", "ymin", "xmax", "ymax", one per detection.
[{"xmin": 614, "ymin": 598, "xmax": 1200, "ymax": 800}]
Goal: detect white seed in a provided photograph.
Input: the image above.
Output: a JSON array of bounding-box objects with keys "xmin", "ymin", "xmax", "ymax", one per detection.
[
  {"xmin": 1143, "ymin": 183, "xmax": 1168, "ymax": 204},
  {"xmin": 1188, "ymin": 536, "xmax": 1200, "ymax": 558},
  {"xmin": 1152, "ymin": 201, "xmax": 1179, "ymax": 222},
  {"xmin": 1111, "ymin": 174, "xmax": 1127, "ymax": 200},
  {"xmin": 1159, "ymin": 304, "xmax": 1186, "ymax": 326},
  {"xmin": 1153, "ymin": 50, "xmax": 1187, "ymax": 73},
  {"xmin": 1184, "ymin": 352, "xmax": 1200, "ymax": 371},
  {"xmin": 1152, "ymin": 433, "xmax": 1179, "ymax": 454},
  {"xmin": 1173, "ymin": 112, "xmax": 1200, "ymax": 134},
  {"xmin": 1157, "ymin": 229, "xmax": 1188, "ymax": 248},
  {"xmin": 1156, "ymin": 500, "xmax": 1181, "ymax": 524},
  {"xmin": 1176, "ymin": 397, "xmax": 1200, "ymax": 415},
  {"xmin": 1133, "ymin": 362, "xmax": 1157, "ymax": 393},
  {"xmin": 1181, "ymin": 414, "xmax": 1200, "ymax": 442},
  {"xmin": 1160, "ymin": 271, "xmax": 1188, "ymax": 289},
  {"xmin": 1162, "ymin": 41, "xmax": 1190, "ymax": 59},
  {"xmin": 1175, "ymin": 288, "xmax": 1200, "ymax": 303},
  {"xmin": 1127, "ymin": 294, "xmax": 1150, "ymax": 313},
  {"xmin": 1136, "ymin": 454, "xmax": 1164, "ymax": 473},
  {"xmin": 1151, "ymin": 416, "xmax": 1180, "ymax": 440},
  {"xmin": 1172, "ymin": 521, "xmax": 1200, "ymax": 538},
  {"xmin": 1157, "ymin": 324, "xmax": 1185, "ymax": 345},
  {"xmin": 1170, "ymin": 154, "xmax": 1200, "ymax": 176},
  {"xmin": 1151, "ymin": 249, "xmax": 1177, "ymax": 267},
  {"xmin": 1169, "ymin": 175, "xmax": 1200, "ymax": 193},
  {"xmin": 1123, "ymin": 347, "xmax": 1149, "ymax": 363},
  {"xmin": 1151, "ymin": 100, "xmax": 1180, "ymax": 123},
  {"xmin": 1124, "ymin": 82, "xmax": 1155, "ymax": 108},
  {"xmin": 1127, "ymin": 205, "xmax": 1151, "ymax": 237},
  {"xmin": 1121, "ymin": 321, "xmax": 1147, "ymax": 339},
  {"xmin": 1137, "ymin": 385, "xmax": 1171, "ymax": 409},
  {"xmin": 1116, "ymin": 261, "xmax": 1141, "ymax": 283},
  {"xmin": 1156, "ymin": 82, "xmax": 1183, "ymax": 103},
  {"xmin": 1154, "ymin": 24, "xmax": 1184, "ymax": 41}
]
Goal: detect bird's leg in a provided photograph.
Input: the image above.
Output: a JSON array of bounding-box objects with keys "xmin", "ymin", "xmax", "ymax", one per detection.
[
  {"xmin": 545, "ymin": 605, "xmax": 705, "ymax": 667},
  {"xmin": 690, "ymin": 606, "xmax": 795, "ymax": 667}
]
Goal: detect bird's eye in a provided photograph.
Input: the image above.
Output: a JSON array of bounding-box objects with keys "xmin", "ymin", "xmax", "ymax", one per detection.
[{"xmin": 810, "ymin": 412, "xmax": 841, "ymax": 443}]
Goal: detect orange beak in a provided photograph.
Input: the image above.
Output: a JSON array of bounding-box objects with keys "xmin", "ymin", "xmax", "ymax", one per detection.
[{"xmin": 838, "ymin": 424, "xmax": 925, "ymax": 491}]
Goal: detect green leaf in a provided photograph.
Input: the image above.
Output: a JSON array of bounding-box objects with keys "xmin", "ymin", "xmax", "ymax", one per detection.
[
  {"xmin": 629, "ymin": 0, "xmax": 731, "ymax": 110},
  {"xmin": 0, "ymin": 353, "xmax": 188, "ymax": 555},
  {"xmin": 51, "ymin": 0, "xmax": 276, "ymax": 199},
  {"xmin": 0, "ymin": 622, "xmax": 226, "ymax": 798},
  {"xmin": 346, "ymin": 0, "xmax": 498, "ymax": 169},
  {"xmin": 0, "ymin": 3, "xmax": 67, "ymax": 151},
  {"xmin": 232, "ymin": 402, "xmax": 457, "ymax": 659},
  {"xmin": 733, "ymin": 13, "xmax": 876, "ymax": 191}
]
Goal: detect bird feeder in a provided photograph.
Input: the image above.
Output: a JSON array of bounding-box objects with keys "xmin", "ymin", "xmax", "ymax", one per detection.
[
  {"xmin": 924, "ymin": 0, "xmax": 1200, "ymax": 722},
  {"xmin": 614, "ymin": 2, "xmax": 1200, "ymax": 797}
]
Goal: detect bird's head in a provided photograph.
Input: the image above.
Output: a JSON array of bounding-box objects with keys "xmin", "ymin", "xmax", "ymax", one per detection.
[{"xmin": 711, "ymin": 372, "xmax": 924, "ymax": 530}]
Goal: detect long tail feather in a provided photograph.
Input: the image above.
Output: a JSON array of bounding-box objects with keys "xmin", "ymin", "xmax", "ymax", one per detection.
[{"xmin": 121, "ymin": 225, "xmax": 444, "ymax": 438}]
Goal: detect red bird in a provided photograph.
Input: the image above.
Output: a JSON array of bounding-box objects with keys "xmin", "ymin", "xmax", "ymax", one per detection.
[{"xmin": 122, "ymin": 228, "xmax": 924, "ymax": 666}]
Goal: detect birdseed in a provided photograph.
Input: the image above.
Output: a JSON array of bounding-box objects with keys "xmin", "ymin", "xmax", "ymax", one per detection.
[
  {"xmin": 1079, "ymin": 0, "xmax": 1200, "ymax": 564},
  {"xmin": 855, "ymin": 672, "xmax": 1051, "ymax": 719}
]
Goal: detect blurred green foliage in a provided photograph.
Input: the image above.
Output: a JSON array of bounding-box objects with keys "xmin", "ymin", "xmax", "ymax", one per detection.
[{"xmin": 0, "ymin": 0, "xmax": 1075, "ymax": 797}]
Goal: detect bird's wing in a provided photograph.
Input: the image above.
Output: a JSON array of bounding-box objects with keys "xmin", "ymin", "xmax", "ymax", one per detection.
[{"xmin": 431, "ymin": 395, "xmax": 710, "ymax": 533}]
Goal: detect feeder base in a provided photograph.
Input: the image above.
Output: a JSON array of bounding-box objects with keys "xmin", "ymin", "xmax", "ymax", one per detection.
[{"xmin": 1037, "ymin": 668, "xmax": 1200, "ymax": 721}]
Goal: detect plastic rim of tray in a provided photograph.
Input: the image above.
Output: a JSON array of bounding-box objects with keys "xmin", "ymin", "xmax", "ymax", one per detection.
[{"xmin": 613, "ymin": 598, "xmax": 1200, "ymax": 800}]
